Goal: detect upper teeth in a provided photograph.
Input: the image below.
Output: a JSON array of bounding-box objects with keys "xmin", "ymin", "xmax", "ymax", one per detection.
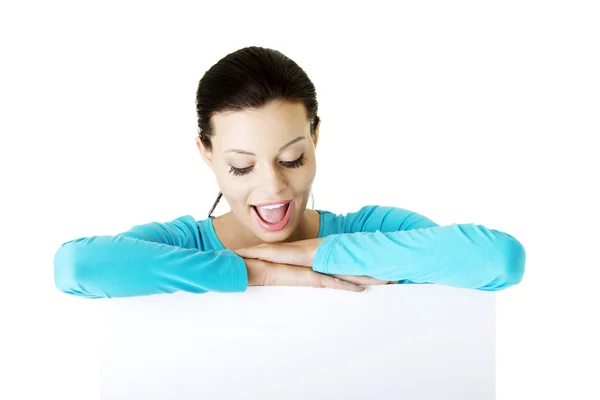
[{"xmin": 258, "ymin": 203, "xmax": 286, "ymax": 210}]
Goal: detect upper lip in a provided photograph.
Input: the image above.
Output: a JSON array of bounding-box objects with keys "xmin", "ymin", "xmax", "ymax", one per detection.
[{"xmin": 252, "ymin": 200, "xmax": 292, "ymax": 208}]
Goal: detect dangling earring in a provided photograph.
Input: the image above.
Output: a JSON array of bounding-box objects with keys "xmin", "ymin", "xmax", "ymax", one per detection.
[
  {"xmin": 310, "ymin": 190, "xmax": 315, "ymax": 210},
  {"xmin": 208, "ymin": 191, "xmax": 222, "ymax": 218}
]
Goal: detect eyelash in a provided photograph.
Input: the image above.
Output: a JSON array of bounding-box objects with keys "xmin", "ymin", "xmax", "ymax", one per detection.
[{"xmin": 229, "ymin": 154, "xmax": 306, "ymax": 176}]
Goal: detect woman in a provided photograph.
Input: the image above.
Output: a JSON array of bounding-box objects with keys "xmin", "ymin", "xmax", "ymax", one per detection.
[{"xmin": 54, "ymin": 46, "xmax": 526, "ymax": 299}]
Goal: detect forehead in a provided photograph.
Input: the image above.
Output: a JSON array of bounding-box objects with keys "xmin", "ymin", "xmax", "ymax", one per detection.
[{"xmin": 211, "ymin": 101, "xmax": 308, "ymax": 144}]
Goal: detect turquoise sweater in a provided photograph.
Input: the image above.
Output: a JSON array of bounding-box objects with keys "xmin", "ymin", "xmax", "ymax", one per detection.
[{"xmin": 54, "ymin": 205, "xmax": 526, "ymax": 299}]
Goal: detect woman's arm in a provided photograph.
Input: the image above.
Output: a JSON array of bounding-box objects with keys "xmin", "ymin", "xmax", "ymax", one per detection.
[
  {"xmin": 312, "ymin": 205, "xmax": 526, "ymax": 291},
  {"xmin": 53, "ymin": 216, "xmax": 248, "ymax": 299}
]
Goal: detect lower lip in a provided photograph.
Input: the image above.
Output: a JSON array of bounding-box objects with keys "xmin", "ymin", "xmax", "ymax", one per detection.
[{"xmin": 251, "ymin": 202, "xmax": 292, "ymax": 232}]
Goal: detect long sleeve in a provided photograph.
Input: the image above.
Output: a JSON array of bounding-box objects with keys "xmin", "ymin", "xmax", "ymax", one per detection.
[
  {"xmin": 312, "ymin": 205, "xmax": 526, "ymax": 291},
  {"xmin": 53, "ymin": 216, "xmax": 248, "ymax": 299}
]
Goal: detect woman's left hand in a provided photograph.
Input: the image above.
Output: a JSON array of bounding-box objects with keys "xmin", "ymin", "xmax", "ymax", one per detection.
[{"xmin": 233, "ymin": 238, "xmax": 324, "ymax": 268}]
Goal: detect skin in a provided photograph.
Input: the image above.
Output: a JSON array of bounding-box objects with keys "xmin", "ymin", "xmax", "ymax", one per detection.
[
  {"xmin": 196, "ymin": 99, "xmax": 394, "ymax": 289},
  {"xmin": 196, "ymin": 99, "xmax": 321, "ymax": 250}
]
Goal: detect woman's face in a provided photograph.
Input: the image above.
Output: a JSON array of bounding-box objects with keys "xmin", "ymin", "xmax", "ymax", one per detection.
[{"xmin": 197, "ymin": 100, "xmax": 319, "ymax": 242}]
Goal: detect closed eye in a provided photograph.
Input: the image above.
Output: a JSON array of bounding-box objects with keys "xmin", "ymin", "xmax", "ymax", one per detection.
[{"xmin": 229, "ymin": 154, "xmax": 306, "ymax": 176}]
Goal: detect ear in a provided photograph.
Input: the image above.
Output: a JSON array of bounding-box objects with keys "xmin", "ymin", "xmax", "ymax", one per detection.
[
  {"xmin": 313, "ymin": 118, "xmax": 320, "ymax": 149},
  {"xmin": 196, "ymin": 137, "xmax": 213, "ymax": 170}
]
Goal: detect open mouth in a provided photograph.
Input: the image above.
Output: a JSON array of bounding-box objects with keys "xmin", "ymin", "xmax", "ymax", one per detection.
[{"xmin": 251, "ymin": 201, "xmax": 292, "ymax": 232}]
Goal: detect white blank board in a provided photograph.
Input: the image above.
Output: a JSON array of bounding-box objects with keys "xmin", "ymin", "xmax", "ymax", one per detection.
[{"xmin": 100, "ymin": 284, "xmax": 495, "ymax": 399}]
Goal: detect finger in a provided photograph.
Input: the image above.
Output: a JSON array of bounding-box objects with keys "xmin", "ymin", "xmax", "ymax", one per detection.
[
  {"xmin": 318, "ymin": 274, "xmax": 365, "ymax": 292},
  {"xmin": 265, "ymin": 264, "xmax": 317, "ymax": 287},
  {"xmin": 235, "ymin": 245, "xmax": 285, "ymax": 264},
  {"xmin": 233, "ymin": 247, "xmax": 256, "ymax": 258},
  {"xmin": 332, "ymin": 274, "xmax": 389, "ymax": 285}
]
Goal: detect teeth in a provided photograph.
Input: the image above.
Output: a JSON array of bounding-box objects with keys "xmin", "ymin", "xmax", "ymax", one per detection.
[{"xmin": 258, "ymin": 203, "xmax": 286, "ymax": 210}]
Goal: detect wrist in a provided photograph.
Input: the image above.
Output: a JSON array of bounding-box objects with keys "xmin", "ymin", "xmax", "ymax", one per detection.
[{"xmin": 244, "ymin": 258, "xmax": 265, "ymax": 286}]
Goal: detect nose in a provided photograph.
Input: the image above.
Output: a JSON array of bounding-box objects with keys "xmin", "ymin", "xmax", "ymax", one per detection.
[{"xmin": 258, "ymin": 163, "xmax": 288, "ymax": 195}]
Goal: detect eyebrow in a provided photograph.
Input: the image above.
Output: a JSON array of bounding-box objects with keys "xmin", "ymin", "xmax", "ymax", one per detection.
[{"xmin": 224, "ymin": 136, "xmax": 306, "ymax": 156}]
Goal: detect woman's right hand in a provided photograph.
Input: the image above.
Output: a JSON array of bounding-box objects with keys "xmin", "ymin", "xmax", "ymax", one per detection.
[
  {"xmin": 332, "ymin": 275, "xmax": 397, "ymax": 285},
  {"xmin": 244, "ymin": 257, "xmax": 365, "ymax": 292}
]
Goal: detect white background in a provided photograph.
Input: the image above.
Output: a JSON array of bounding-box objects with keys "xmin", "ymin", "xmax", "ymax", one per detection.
[{"xmin": 1, "ymin": 0, "xmax": 598, "ymax": 399}]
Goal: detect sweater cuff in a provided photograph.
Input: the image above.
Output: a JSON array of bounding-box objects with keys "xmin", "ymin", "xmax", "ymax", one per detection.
[
  {"xmin": 312, "ymin": 234, "xmax": 343, "ymax": 274},
  {"xmin": 222, "ymin": 249, "xmax": 248, "ymax": 292}
]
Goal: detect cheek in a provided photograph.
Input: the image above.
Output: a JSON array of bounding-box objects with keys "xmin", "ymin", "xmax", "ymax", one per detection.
[
  {"xmin": 214, "ymin": 171, "xmax": 251, "ymax": 201},
  {"xmin": 289, "ymin": 164, "xmax": 316, "ymax": 192}
]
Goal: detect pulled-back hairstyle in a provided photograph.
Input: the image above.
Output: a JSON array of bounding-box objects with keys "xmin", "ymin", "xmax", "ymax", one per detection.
[{"xmin": 196, "ymin": 46, "xmax": 320, "ymax": 218}]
